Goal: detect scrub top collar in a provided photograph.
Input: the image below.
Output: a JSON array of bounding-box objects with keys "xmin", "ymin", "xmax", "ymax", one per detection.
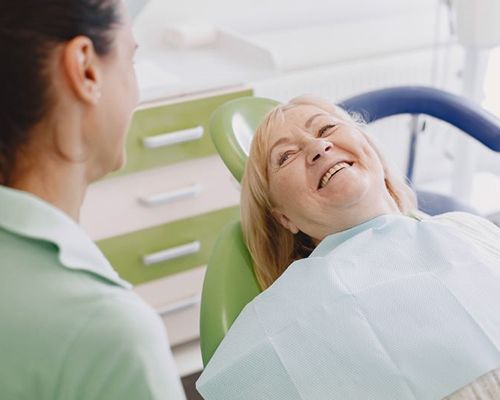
[
  {"xmin": 0, "ymin": 185, "xmax": 131, "ymax": 289},
  {"xmin": 310, "ymin": 213, "xmax": 412, "ymax": 258}
]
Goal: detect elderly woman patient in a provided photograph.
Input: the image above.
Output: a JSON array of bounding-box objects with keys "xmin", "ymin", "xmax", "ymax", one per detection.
[{"xmin": 197, "ymin": 96, "xmax": 500, "ymax": 400}]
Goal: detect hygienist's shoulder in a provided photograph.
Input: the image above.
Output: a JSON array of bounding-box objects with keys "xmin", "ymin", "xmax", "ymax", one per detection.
[
  {"xmin": 0, "ymin": 217, "xmax": 167, "ymax": 350},
  {"xmin": 49, "ymin": 265, "xmax": 180, "ymax": 399},
  {"xmin": 0, "ymin": 227, "xmax": 181, "ymax": 399},
  {"xmin": 63, "ymin": 289, "xmax": 166, "ymax": 361},
  {"xmin": 54, "ymin": 292, "xmax": 180, "ymax": 399}
]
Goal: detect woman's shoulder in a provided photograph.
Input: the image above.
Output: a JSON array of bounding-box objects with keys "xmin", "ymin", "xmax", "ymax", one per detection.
[
  {"xmin": 424, "ymin": 211, "xmax": 500, "ymax": 256},
  {"xmin": 426, "ymin": 211, "xmax": 499, "ymax": 233}
]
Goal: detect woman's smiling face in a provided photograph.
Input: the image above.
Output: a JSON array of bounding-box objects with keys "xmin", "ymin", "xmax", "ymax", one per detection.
[{"xmin": 267, "ymin": 104, "xmax": 392, "ymax": 241}]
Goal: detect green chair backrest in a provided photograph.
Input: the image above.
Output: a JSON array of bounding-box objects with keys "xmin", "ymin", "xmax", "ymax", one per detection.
[
  {"xmin": 200, "ymin": 97, "xmax": 280, "ymax": 366},
  {"xmin": 208, "ymin": 96, "xmax": 280, "ymax": 182}
]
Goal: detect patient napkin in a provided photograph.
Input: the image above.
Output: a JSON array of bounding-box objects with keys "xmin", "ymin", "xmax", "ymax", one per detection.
[{"xmin": 197, "ymin": 213, "xmax": 500, "ymax": 400}]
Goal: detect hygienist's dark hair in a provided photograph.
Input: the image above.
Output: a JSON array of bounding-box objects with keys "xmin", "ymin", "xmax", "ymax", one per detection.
[{"xmin": 0, "ymin": 0, "xmax": 121, "ymax": 185}]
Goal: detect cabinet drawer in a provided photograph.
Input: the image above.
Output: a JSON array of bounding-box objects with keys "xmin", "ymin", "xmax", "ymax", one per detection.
[
  {"xmin": 81, "ymin": 155, "xmax": 240, "ymax": 241},
  {"xmin": 97, "ymin": 206, "xmax": 239, "ymax": 285},
  {"xmin": 114, "ymin": 89, "xmax": 252, "ymax": 176},
  {"xmin": 161, "ymin": 299, "xmax": 201, "ymax": 347},
  {"xmin": 135, "ymin": 267, "xmax": 206, "ymax": 347}
]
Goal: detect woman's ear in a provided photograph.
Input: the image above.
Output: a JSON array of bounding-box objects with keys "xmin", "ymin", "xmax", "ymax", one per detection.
[
  {"xmin": 272, "ymin": 209, "xmax": 299, "ymax": 234},
  {"xmin": 62, "ymin": 36, "xmax": 102, "ymax": 105}
]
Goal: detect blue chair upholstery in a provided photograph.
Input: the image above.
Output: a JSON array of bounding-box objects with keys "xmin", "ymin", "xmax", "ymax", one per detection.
[
  {"xmin": 416, "ymin": 190, "xmax": 478, "ymax": 215},
  {"xmin": 339, "ymin": 86, "xmax": 500, "ymax": 151}
]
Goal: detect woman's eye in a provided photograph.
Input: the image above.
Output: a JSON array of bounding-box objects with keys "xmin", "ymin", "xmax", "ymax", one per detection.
[
  {"xmin": 278, "ymin": 151, "xmax": 292, "ymax": 166},
  {"xmin": 318, "ymin": 124, "xmax": 337, "ymax": 137}
]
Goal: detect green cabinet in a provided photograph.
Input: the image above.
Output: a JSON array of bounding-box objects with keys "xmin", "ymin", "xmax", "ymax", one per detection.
[
  {"xmin": 112, "ymin": 89, "xmax": 252, "ymax": 177},
  {"xmin": 98, "ymin": 206, "xmax": 240, "ymax": 285}
]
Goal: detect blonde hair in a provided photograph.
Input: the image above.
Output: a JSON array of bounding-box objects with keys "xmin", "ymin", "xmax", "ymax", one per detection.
[{"xmin": 241, "ymin": 95, "xmax": 417, "ymax": 290}]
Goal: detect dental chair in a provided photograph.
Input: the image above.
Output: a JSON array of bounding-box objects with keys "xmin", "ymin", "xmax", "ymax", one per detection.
[{"xmin": 200, "ymin": 86, "xmax": 500, "ymax": 366}]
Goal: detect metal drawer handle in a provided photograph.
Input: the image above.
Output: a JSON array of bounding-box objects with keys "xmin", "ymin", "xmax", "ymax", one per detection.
[
  {"xmin": 142, "ymin": 126, "xmax": 204, "ymax": 149},
  {"xmin": 139, "ymin": 184, "xmax": 203, "ymax": 207},
  {"xmin": 142, "ymin": 241, "xmax": 201, "ymax": 266},
  {"xmin": 157, "ymin": 295, "xmax": 201, "ymax": 317}
]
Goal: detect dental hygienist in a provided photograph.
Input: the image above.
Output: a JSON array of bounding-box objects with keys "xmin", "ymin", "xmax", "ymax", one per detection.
[{"xmin": 0, "ymin": 1, "xmax": 185, "ymax": 399}]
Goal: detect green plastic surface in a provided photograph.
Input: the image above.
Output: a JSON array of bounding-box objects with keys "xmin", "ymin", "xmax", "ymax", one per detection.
[
  {"xmin": 201, "ymin": 97, "xmax": 280, "ymax": 365},
  {"xmin": 200, "ymin": 221, "xmax": 261, "ymax": 366},
  {"xmin": 97, "ymin": 206, "xmax": 240, "ymax": 285},
  {"xmin": 209, "ymin": 97, "xmax": 280, "ymax": 182},
  {"xmin": 110, "ymin": 90, "xmax": 253, "ymax": 177}
]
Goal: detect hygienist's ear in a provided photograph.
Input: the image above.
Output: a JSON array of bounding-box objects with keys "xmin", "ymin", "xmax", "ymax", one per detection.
[
  {"xmin": 272, "ymin": 210, "xmax": 299, "ymax": 234},
  {"xmin": 62, "ymin": 36, "xmax": 102, "ymax": 105}
]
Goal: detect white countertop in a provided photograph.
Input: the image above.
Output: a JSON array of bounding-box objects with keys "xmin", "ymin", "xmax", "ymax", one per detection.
[{"xmin": 134, "ymin": 40, "xmax": 270, "ymax": 103}]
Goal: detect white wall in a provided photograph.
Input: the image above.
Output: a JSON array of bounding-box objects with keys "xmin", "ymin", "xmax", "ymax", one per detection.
[{"xmin": 134, "ymin": 0, "xmax": 439, "ymax": 49}]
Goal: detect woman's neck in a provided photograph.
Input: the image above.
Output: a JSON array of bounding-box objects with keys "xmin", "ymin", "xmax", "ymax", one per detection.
[
  {"xmin": 313, "ymin": 188, "xmax": 402, "ymax": 244},
  {"xmin": 10, "ymin": 160, "xmax": 88, "ymax": 222}
]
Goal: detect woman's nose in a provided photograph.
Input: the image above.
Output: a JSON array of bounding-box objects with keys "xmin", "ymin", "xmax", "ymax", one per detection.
[{"xmin": 306, "ymin": 139, "xmax": 333, "ymax": 164}]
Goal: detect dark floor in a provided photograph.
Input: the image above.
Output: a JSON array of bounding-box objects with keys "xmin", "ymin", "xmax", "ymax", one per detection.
[{"xmin": 182, "ymin": 371, "xmax": 203, "ymax": 400}]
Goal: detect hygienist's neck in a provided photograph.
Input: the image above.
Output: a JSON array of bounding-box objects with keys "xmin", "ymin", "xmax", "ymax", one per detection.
[{"xmin": 10, "ymin": 161, "xmax": 89, "ymax": 222}]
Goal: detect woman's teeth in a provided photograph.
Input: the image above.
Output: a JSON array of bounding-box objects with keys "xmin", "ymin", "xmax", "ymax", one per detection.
[{"xmin": 319, "ymin": 162, "xmax": 350, "ymax": 189}]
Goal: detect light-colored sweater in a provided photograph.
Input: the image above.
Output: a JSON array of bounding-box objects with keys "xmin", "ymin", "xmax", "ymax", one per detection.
[{"xmin": 445, "ymin": 368, "xmax": 500, "ymax": 399}]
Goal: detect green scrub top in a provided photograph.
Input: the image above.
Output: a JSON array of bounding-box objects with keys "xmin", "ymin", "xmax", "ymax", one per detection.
[{"xmin": 0, "ymin": 185, "xmax": 186, "ymax": 400}]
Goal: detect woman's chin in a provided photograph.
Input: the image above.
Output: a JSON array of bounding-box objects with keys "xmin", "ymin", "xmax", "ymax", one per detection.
[
  {"xmin": 115, "ymin": 152, "xmax": 127, "ymax": 171},
  {"xmin": 90, "ymin": 152, "xmax": 126, "ymax": 182},
  {"xmin": 320, "ymin": 171, "xmax": 371, "ymax": 208},
  {"xmin": 109, "ymin": 150, "xmax": 127, "ymax": 173}
]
